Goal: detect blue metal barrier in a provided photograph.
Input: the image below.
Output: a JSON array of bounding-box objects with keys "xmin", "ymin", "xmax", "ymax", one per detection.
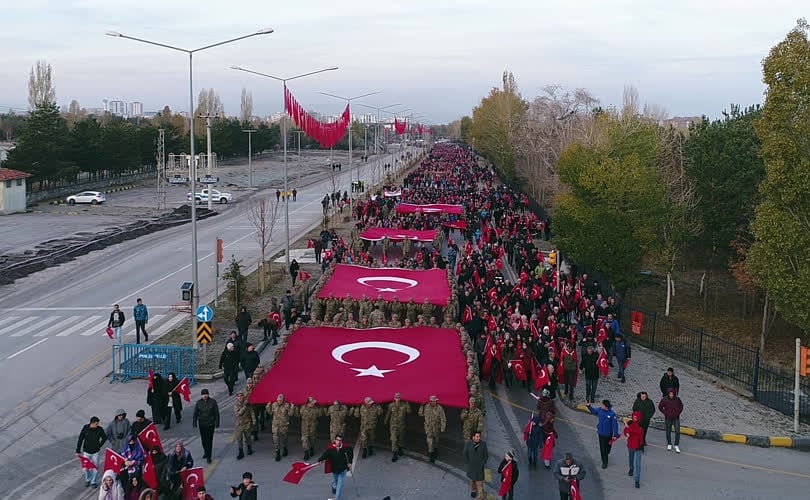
[{"xmin": 111, "ymin": 343, "xmax": 196, "ymax": 385}]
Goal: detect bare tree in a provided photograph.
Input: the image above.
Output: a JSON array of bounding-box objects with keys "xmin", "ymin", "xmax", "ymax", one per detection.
[
  {"xmin": 240, "ymin": 88, "xmax": 254, "ymax": 123},
  {"xmin": 195, "ymin": 88, "xmax": 225, "ymax": 117},
  {"xmin": 65, "ymin": 99, "xmax": 86, "ymax": 126},
  {"xmin": 28, "ymin": 60, "xmax": 56, "ymax": 109},
  {"xmin": 247, "ymin": 197, "xmax": 281, "ymax": 293}
]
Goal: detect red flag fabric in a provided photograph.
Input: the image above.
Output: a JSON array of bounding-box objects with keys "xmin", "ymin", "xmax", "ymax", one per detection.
[
  {"xmin": 76, "ymin": 453, "xmax": 97, "ymax": 470},
  {"xmin": 541, "ymin": 433, "xmax": 556, "ymax": 462},
  {"xmin": 138, "ymin": 422, "xmax": 163, "ymax": 453},
  {"xmin": 510, "ymin": 359, "xmax": 527, "ymax": 382},
  {"xmin": 298, "ymin": 271, "xmax": 312, "ymax": 282},
  {"xmin": 462, "ymin": 305, "xmax": 473, "ymax": 324},
  {"xmin": 360, "ymin": 227, "xmax": 437, "ymax": 242},
  {"xmin": 487, "ymin": 287, "xmax": 498, "ymax": 303},
  {"xmin": 317, "ymin": 264, "xmax": 450, "ymax": 306},
  {"xmin": 180, "ymin": 467, "xmax": 205, "ymax": 500},
  {"xmin": 498, "ymin": 461, "xmax": 514, "ymax": 496},
  {"xmin": 147, "ymin": 368, "xmax": 154, "ymax": 391},
  {"xmin": 141, "ymin": 452, "xmax": 157, "ymax": 489},
  {"xmin": 597, "ymin": 350, "xmax": 609, "ymax": 378},
  {"xmin": 534, "ymin": 363, "xmax": 550, "ymax": 390},
  {"xmin": 623, "ymin": 358, "xmax": 631, "ymax": 370},
  {"xmin": 473, "ymin": 269, "xmax": 482, "ymax": 287},
  {"xmin": 105, "ymin": 326, "xmax": 114, "ymax": 339},
  {"xmin": 174, "ymin": 377, "xmax": 192, "ymax": 403},
  {"xmin": 103, "ymin": 449, "xmax": 125, "ymax": 474},
  {"xmin": 571, "ymin": 480, "xmax": 583, "ymax": 500},
  {"xmin": 522, "ymin": 417, "xmax": 533, "ymax": 442},
  {"xmin": 269, "ymin": 311, "xmax": 282, "ymax": 328},
  {"xmin": 307, "ymin": 239, "xmax": 314, "ymax": 248},
  {"xmin": 248, "ymin": 326, "xmax": 469, "ymax": 407},
  {"xmin": 283, "ymin": 461, "xmax": 320, "ymax": 484}
]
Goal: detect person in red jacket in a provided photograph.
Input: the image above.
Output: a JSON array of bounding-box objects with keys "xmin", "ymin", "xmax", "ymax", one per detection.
[
  {"xmin": 624, "ymin": 411, "xmax": 645, "ymax": 488},
  {"xmin": 658, "ymin": 388, "xmax": 684, "ymax": 453}
]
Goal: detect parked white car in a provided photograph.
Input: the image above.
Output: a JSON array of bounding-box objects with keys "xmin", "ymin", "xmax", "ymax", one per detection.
[
  {"xmin": 66, "ymin": 191, "xmax": 106, "ymax": 205},
  {"xmin": 186, "ymin": 189, "xmax": 232, "ymax": 204}
]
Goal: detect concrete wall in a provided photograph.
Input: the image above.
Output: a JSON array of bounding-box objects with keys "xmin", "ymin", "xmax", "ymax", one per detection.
[
  {"xmin": 26, "ymin": 171, "xmax": 156, "ymax": 205},
  {"xmin": 0, "ymin": 179, "xmax": 29, "ymax": 214}
]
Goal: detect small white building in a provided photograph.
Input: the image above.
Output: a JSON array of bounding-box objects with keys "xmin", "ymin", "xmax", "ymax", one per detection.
[{"xmin": 0, "ymin": 168, "xmax": 32, "ymax": 215}]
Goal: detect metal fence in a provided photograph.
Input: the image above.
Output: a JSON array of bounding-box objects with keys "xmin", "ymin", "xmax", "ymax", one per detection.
[
  {"xmin": 111, "ymin": 344, "xmax": 196, "ymax": 385},
  {"xmin": 621, "ymin": 304, "xmax": 808, "ymax": 423}
]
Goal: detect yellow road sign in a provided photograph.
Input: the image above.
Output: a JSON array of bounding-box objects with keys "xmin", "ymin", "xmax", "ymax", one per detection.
[{"xmin": 197, "ymin": 321, "xmax": 212, "ymax": 344}]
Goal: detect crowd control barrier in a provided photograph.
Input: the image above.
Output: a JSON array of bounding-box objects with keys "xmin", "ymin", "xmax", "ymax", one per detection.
[{"xmin": 111, "ymin": 343, "xmax": 196, "ymax": 385}]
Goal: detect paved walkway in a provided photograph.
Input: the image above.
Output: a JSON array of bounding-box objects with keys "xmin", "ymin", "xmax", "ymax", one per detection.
[{"xmin": 565, "ymin": 343, "xmax": 810, "ymax": 437}]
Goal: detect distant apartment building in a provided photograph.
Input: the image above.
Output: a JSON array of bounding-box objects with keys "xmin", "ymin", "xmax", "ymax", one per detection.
[
  {"xmin": 108, "ymin": 100, "xmax": 127, "ymax": 116},
  {"xmin": 659, "ymin": 116, "xmax": 702, "ymax": 131},
  {"xmin": 129, "ymin": 101, "xmax": 143, "ymax": 117}
]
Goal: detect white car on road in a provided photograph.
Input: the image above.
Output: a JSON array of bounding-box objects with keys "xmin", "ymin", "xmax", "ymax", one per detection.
[
  {"xmin": 187, "ymin": 188, "xmax": 233, "ymax": 204},
  {"xmin": 66, "ymin": 191, "xmax": 106, "ymax": 205}
]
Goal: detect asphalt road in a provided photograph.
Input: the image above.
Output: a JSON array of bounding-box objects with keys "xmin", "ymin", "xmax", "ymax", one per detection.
[{"xmin": 0, "ymin": 148, "xmax": 419, "ymax": 459}]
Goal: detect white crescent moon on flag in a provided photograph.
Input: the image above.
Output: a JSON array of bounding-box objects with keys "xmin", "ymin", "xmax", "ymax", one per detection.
[
  {"xmin": 145, "ymin": 429, "xmax": 156, "ymax": 441},
  {"xmin": 356, "ymin": 276, "xmax": 418, "ymax": 291},
  {"xmin": 332, "ymin": 341, "xmax": 420, "ymax": 366},
  {"xmin": 187, "ymin": 472, "xmax": 199, "ymax": 483}
]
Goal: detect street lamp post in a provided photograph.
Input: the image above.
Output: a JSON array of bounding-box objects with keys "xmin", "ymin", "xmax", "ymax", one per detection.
[
  {"xmin": 231, "ymin": 65, "xmax": 338, "ymax": 268},
  {"xmin": 108, "ymin": 28, "xmax": 273, "ymax": 348},
  {"xmin": 355, "ymin": 102, "xmax": 402, "ymax": 185},
  {"xmin": 292, "ymin": 130, "xmax": 305, "ymax": 185},
  {"xmin": 242, "ymin": 129, "xmax": 257, "ymax": 188},
  {"xmin": 317, "ymin": 91, "xmax": 381, "ymax": 214}
]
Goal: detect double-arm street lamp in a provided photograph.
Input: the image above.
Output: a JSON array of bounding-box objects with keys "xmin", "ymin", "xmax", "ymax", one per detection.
[
  {"xmin": 230, "ymin": 65, "xmax": 338, "ymax": 268},
  {"xmin": 316, "ymin": 91, "xmax": 381, "ymax": 213},
  {"xmin": 355, "ymin": 102, "xmax": 402, "ymax": 185},
  {"xmin": 107, "ymin": 28, "xmax": 273, "ymax": 348}
]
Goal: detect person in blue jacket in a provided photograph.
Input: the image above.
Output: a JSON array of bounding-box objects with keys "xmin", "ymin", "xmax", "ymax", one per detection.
[{"xmin": 587, "ymin": 399, "xmax": 619, "ymax": 469}]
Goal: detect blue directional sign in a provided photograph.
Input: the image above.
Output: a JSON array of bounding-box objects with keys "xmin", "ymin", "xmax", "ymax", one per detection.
[{"xmin": 196, "ymin": 305, "xmax": 214, "ymax": 322}]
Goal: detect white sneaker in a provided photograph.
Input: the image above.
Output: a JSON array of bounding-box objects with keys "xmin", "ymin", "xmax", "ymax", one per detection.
[
  {"xmin": 667, "ymin": 445, "xmax": 672, "ymax": 451},
  {"xmin": 674, "ymin": 446, "xmax": 681, "ymax": 453}
]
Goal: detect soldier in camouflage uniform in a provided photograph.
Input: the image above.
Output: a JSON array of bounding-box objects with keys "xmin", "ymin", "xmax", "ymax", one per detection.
[
  {"xmin": 373, "ymin": 295, "xmax": 387, "ymax": 320},
  {"xmin": 389, "ymin": 314, "xmax": 402, "ymax": 328},
  {"xmin": 369, "ymin": 305, "xmax": 386, "ymax": 328},
  {"xmin": 332, "ymin": 309, "xmax": 346, "ymax": 326},
  {"xmin": 390, "ymin": 297, "xmax": 405, "ymax": 322},
  {"xmin": 341, "ymin": 294, "xmax": 355, "ymax": 321},
  {"xmin": 421, "ymin": 298, "xmax": 435, "ymax": 323},
  {"xmin": 297, "ymin": 396, "xmax": 322, "ymax": 460},
  {"xmin": 266, "ymin": 394, "xmax": 293, "ymax": 461},
  {"xmin": 384, "ymin": 392, "xmax": 411, "ymax": 462},
  {"xmin": 354, "ymin": 396, "xmax": 383, "ymax": 458},
  {"xmin": 359, "ymin": 296, "xmax": 373, "ymax": 320},
  {"xmin": 312, "ymin": 297, "xmax": 326, "ymax": 321},
  {"xmin": 460, "ymin": 397, "xmax": 484, "ymax": 441},
  {"xmin": 327, "ymin": 400, "xmax": 350, "ymax": 442},
  {"xmin": 324, "ymin": 294, "xmax": 339, "ymax": 322},
  {"xmin": 441, "ymin": 314, "xmax": 455, "ymax": 329},
  {"xmin": 243, "ymin": 377, "xmax": 264, "ymax": 440},
  {"xmin": 428, "ymin": 316, "xmax": 439, "ymax": 327},
  {"xmin": 405, "ymin": 298, "xmax": 418, "ymax": 324},
  {"xmin": 234, "ymin": 392, "xmax": 256, "ymax": 459},
  {"xmin": 469, "ymin": 383, "xmax": 485, "ymax": 416},
  {"xmin": 345, "ymin": 315, "xmax": 359, "ymax": 329},
  {"xmin": 418, "ymin": 395, "xmax": 447, "ymax": 463}
]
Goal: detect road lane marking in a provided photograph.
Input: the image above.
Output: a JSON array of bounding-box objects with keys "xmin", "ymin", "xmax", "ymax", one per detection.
[
  {"xmin": 486, "ymin": 391, "xmax": 810, "ymax": 480},
  {"xmin": 124, "ymin": 314, "xmax": 166, "ymax": 336},
  {"xmin": 35, "ymin": 315, "xmax": 84, "ymax": 337},
  {"xmin": 0, "ymin": 316, "xmax": 21, "ymax": 328},
  {"xmin": 61, "ymin": 316, "xmax": 104, "ymax": 336},
  {"xmin": 0, "ymin": 316, "xmax": 39, "ymax": 336},
  {"xmin": 9, "ymin": 317, "xmax": 55, "ymax": 337},
  {"xmin": 7, "ymin": 338, "xmax": 48, "ymax": 359}
]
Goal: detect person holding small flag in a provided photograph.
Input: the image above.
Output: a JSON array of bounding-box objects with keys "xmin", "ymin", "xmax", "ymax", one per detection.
[
  {"xmin": 497, "ymin": 450, "xmax": 519, "ymax": 500},
  {"xmin": 317, "ymin": 434, "xmax": 353, "ymax": 500},
  {"xmin": 523, "ymin": 413, "xmax": 542, "ymax": 469},
  {"xmin": 165, "ymin": 372, "xmax": 185, "ymax": 428},
  {"xmin": 579, "ymin": 345, "xmax": 600, "ymax": 405},
  {"xmin": 76, "ymin": 416, "xmax": 107, "ymax": 488},
  {"xmin": 553, "ymin": 452, "xmax": 586, "ymax": 500},
  {"xmin": 586, "ymin": 399, "xmax": 619, "ymax": 469},
  {"xmin": 229, "ymin": 471, "xmax": 258, "ymax": 499},
  {"xmin": 541, "ymin": 412, "xmax": 558, "ymax": 470}
]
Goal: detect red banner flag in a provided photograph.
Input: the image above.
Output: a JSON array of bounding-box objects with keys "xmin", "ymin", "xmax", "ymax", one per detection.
[
  {"xmin": 534, "ymin": 363, "xmax": 550, "ymax": 390},
  {"xmin": 283, "ymin": 461, "xmax": 320, "ymax": 484},
  {"xmin": 174, "ymin": 377, "xmax": 192, "ymax": 403},
  {"xmin": 462, "ymin": 305, "xmax": 473, "ymax": 324},
  {"xmin": 180, "ymin": 467, "xmax": 205, "ymax": 500},
  {"xmin": 571, "ymin": 480, "xmax": 583, "ymax": 500},
  {"xmin": 141, "ymin": 452, "xmax": 158, "ymax": 489},
  {"xmin": 623, "ymin": 358, "xmax": 631, "ymax": 370},
  {"xmin": 298, "ymin": 271, "xmax": 312, "ymax": 282},
  {"xmin": 147, "ymin": 368, "xmax": 154, "ymax": 391},
  {"xmin": 104, "ymin": 448, "xmax": 125, "ymax": 474},
  {"xmin": 542, "ymin": 433, "xmax": 556, "ymax": 463},
  {"xmin": 510, "ymin": 359, "xmax": 527, "ymax": 382},
  {"xmin": 76, "ymin": 453, "xmax": 97, "ymax": 470},
  {"xmin": 498, "ymin": 460, "xmax": 514, "ymax": 496},
  {"xmin": 138, "ymin": 422, "xmax": 163, "ymax": 453},
  {"xmin": 598, "ymin": 349, "xmax": 609, "ymax": 378}
]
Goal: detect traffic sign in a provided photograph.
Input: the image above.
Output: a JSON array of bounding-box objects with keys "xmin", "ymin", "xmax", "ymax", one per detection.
[
  {"xmin": 196, "ymin": 305, "xmax": 214, "ymax": 322},
  {"xmin": 197, "ymin": 321, "xmax": 212, "ymax": 344}
]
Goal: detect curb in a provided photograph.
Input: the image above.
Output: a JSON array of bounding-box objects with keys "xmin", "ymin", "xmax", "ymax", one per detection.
[{"xmin": 572, "ymin": 403, "xmax": 810, "ymax": 451}]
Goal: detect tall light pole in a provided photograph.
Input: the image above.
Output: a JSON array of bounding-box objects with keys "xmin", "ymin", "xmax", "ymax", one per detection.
[
  {"xmin": 231, "ymin": 65, "xmax": 338, "ymax": 268},
  {"xmin": 242, "ymin": 129, "xmax": 256, "ymax": 188},
  {"xmin": 378, "ymin": 107, "xmax": 411, "ymax": 177},
  {"xmin": 355, "ymin": 102, "xmax": 402, "ymax": 184},
  {"xmin": 292, "ymin": 130, "xmax": 305, "ymax": 185},
  {"xmin": 107, "ymin": 28, "xmax": 273, "ymax": 348},
  {"xmin": 317, "ymin": 91, "xmax": 381, "ymax": 213}
]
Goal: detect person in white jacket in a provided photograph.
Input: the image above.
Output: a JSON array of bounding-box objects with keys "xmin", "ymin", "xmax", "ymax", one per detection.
[{"xmin": 98, "ymin": 469, "xmax": 125, "ymax": 499}]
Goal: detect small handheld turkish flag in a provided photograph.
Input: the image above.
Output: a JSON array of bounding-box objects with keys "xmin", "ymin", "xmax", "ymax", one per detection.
[
  {"xmin": 76, "ymin": 453, "xmax": 97, "ymax": 470},
  {"xmin": 534, "ymin": 364, "xmax": 550, "ymax": 390},
  {"xmin": 571, "ymin": 480, "xmax": 583, "ymax": 500},
  {"xmin": 141, "ymin": 452, "xmax": 157, "ymax": 489},
  {"xmin": 623, "ymin": 358, "xmax": 631, "ymax": 370},
  {"xmin": 138, "ymin": 422, "xmax": 163, "ymax": 453},
  {"xmin": 147, "ymin": 368, "xmax": 154, "ymax": 391},
  {"xmin": 299, "ymin": 271, "xmax": 312, "ymax": 282},
  {"xmin": 105, "ymin": 326, "xmax": 114, "ymax": 339},
  {"xmin": 180, "ymin": 467, "xmax": 205, "ymax": 500},
  {"xmin": 542, "ymin": 433, "xmax": 555, "ymax": 463},
  {"xmin": 510, "ymin": 359, "xmax": 527, "ymax": 382},
  {"xmin": 174, "ymin": 377, "xmax": 192, "ymax": 402},
  {"xmin": 597, "ymin": 350, "xmax": 609, "ymax": 378},
  {"xmin": 283, "ymin": 461, "xmax": 319, "ymax": 485},
  {"xmin": 103, "ymin": 448, "xmax": 125, "ymax": 474},
  {"xmin": 462, "ymin": 305, "xmax": 473, "ymax": 324}
]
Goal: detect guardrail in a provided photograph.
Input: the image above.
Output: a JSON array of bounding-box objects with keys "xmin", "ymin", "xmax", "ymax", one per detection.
[{"xmin": 111, "ymin": 343, "xmax": 196, "ymax": 385}]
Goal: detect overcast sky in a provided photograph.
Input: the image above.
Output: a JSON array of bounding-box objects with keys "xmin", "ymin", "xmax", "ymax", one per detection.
[{"xmin": 0, "ymin": 0, "xmax": 804, "ymax": 124}]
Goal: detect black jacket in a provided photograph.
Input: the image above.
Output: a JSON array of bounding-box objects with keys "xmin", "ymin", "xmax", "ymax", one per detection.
[
  {"xmin": 632, "ymin": 395, "xmax": 656, "ymax": 425},
  {"xmin": 241, "ymin": 349, "xmax": 260, "ymax": 375},
  {"xmin": 230, "ymin": 481, "xmax": 258, "ymax": 500},
  {"xmin": 76, "ymin": 424, "xmax": 107, "ymax": 454},
  {"xmin": 193, "ymin": 398, "xmax": 220, "ymax": 428},
  {"xmin": 579, "ymin": 351, "xmax": 599, "ymax": 380},
  {"xmin": 235, "ymin": 311, "xmax": 252, "ymax": 332},
  {"xmin": 318, "ymin": 445, "xmax": 354, "ymax": 474},
  {"xmin": 131, "ymin": 418, "xmax": 153, "ymax": 437},
  {"xmin": 108, "ymin": 310, "xmax": 126, "ymax": 327},
  {"xmin": 659, "ymin": 374, "xmax": 680, "ymax": 396},
  {"xmin": 220, "ymin": 348, "xmax": 241, "ymax": 371},
  {"xmin": 497, "ymin": 459, "xmax": 519, "ymax": 486}
]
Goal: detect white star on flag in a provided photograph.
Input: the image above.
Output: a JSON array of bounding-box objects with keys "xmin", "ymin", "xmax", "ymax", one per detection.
[{"xmin": 350, "ymin": 365, "xmax": 394, "ymax": 378}]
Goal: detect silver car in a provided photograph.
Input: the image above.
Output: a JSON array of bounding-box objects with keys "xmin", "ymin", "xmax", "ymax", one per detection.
[{"xmin": 66, "ymin": 191, "xmax": 106, "ymax": 205}]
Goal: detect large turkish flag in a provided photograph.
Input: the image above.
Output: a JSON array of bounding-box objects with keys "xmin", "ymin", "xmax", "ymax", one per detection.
[
  {"xmin": 317, "ymin": 265, "xmax": 451, "ymax": 306},
  {"xmin": 248, "ymin": 326, "xmax": 469, "ymax": 408}
]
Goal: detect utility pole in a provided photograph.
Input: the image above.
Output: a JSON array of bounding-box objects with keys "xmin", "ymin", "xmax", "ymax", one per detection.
[
  {"xmin": 293, "ymin": 130, "xmax": 304, "ymax": 186},
  {"xmin": 156, "ymin": 128, "xmax": 166, "ymax": 210},
  {"xmin": 242, "ymin": 129, "xmax": 256, "ymax": 188}
]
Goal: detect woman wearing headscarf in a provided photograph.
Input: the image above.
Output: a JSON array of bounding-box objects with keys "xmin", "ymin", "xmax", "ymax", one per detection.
[
  {"xmin": 165, "ymin": 372, "xmax": 184, "ymax": 430},
  {"xmin": 119, "ymin": 434, "xmax": 145, "ymax": 493},
  {"xmin": 97, "ymin": 470, "xmax": 125, "ymax": 500},
  {"xmin": 147, "ymin": 372, "xmax": 168, "ymax": 425}
]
